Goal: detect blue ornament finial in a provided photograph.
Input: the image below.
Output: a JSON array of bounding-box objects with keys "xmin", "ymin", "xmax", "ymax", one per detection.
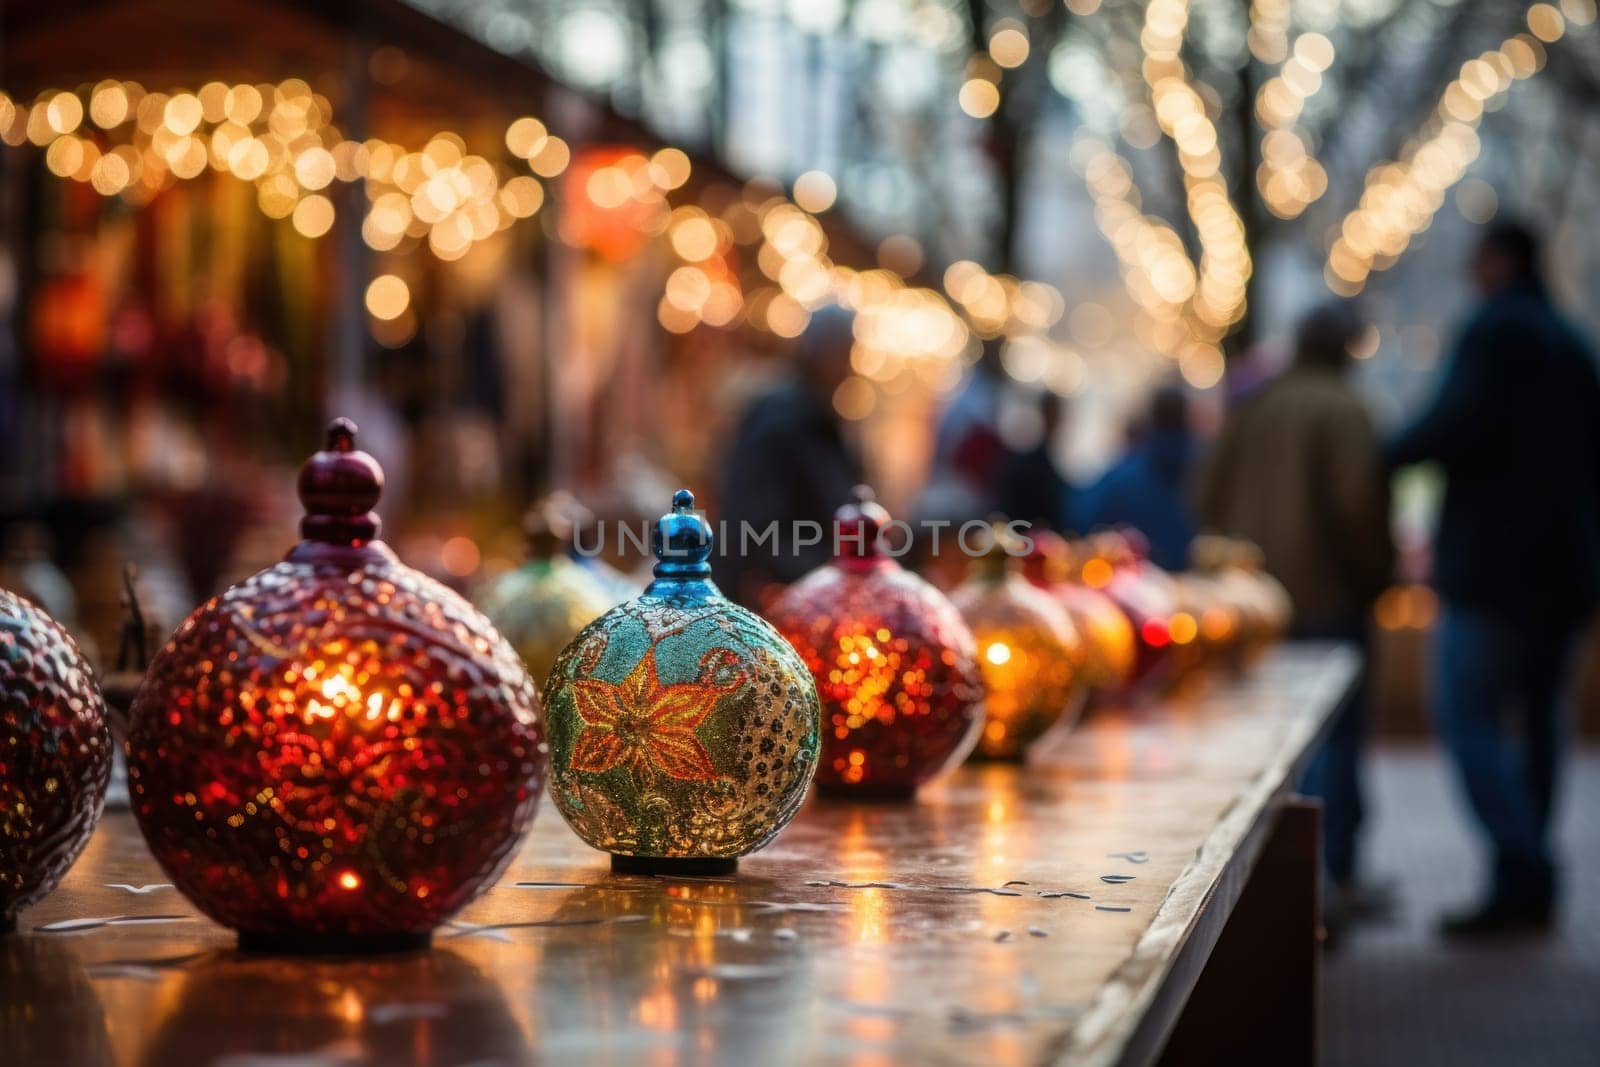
[{"xmin": 652, "ymin": 488, "xmax": 714, "ymax": 580}]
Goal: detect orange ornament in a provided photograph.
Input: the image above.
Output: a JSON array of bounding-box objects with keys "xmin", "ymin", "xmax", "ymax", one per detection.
[
  {"xmin": 953, "ymin": 525, "xmax": 1086, "ymax": 761},
  {"xmin": 1022, "ymin": 532, "xmax": 1137, "ymax": 695}
]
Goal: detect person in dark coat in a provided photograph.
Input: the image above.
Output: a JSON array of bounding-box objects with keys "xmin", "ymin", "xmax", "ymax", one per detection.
[
  {"xmin": 1387, "ymin": 220, "xmax": 1600, "ymax": 937},
  {"xmin": 994, "ymin": 388, "xmax": 1071, "ymax": 534},
  {"xmin": 714, "ymin": 305, "xmax": 862, "ymax": 609},
  {"xmin": 1078, "ymin": 384, "xmax": 1197, "ymax": 571},
  {"xmin": 1199, "ymin": 303, "xmax": 1394, "ymax": 926}
]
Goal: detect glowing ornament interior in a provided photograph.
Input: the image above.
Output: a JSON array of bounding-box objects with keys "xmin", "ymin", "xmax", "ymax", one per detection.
[{"xmin": 953, "ymin": 525, "xmax": 1086, "ymax": 761}]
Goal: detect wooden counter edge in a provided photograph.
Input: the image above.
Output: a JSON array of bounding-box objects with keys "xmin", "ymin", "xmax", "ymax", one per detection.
[{"xmin": 1063, "ymin": 644, "xmax": 1359, "ymax": 1067}]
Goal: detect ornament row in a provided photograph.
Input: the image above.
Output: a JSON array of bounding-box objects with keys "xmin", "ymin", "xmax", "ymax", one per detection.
[{"xmin": 2, "ymin": 419, "xmax": 1287, "ymax": 952}]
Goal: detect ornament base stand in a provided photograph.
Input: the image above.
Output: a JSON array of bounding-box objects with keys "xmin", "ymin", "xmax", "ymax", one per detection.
[
  {"xmin": 237, "ymin": 930, "xmax": 432, "ymax": 956},
  {"xmin": 611, "ymin": 854, "xmax": 737, "ymax": 877}
]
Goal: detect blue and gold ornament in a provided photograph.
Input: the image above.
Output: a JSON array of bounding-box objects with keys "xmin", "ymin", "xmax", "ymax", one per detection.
[{"xmin": 544, "ymin": 490, "xmax": 820, "ymax": 875}]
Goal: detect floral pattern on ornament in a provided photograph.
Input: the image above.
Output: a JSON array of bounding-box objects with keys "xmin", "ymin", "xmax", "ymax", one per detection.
[{"xmin": 567, "ymin": 649, "xmax": 742, "ymax": 781}]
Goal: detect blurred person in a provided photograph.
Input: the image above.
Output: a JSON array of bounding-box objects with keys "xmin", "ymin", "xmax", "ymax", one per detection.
[
  {"xmin": 714, "ymin": 305, "xmax": 862, "ymax": 609},
  {"xmin": 1387, "ymin": 220, "xmax": 1600, "ymax": 938},
  {"xmin": 933, "ymin": 339, "xmax": 1008, "ymax": 507},
  {"xmin": 994, "ymin": 388, "xmax": 1072, "ymax": 532},
  {"xmin": 1198, "ymin": 303, "xmax": 1394, "ymax": 925},
  {"xmin": 1079, "ymin": 384, "xmax": 1198, "ymax": 571}
]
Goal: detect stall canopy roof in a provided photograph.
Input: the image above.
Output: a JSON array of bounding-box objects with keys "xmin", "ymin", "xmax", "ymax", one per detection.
[
  {"xmin": 4, "ymin": 0, "xmax": 674, "ymax": 159},
  {"xmin": 1, "ymin": 0, "xmax": 883, "ymax": 270}
]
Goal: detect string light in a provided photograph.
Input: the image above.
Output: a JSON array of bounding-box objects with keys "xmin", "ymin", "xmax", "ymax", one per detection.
[
  {"xmin": 1073, "ymin": 133, "xmax": 1225, "ymax": 389},
  {"xmin": 1, "ymin": 78, "xmax": 569, "ymax": 264},
  {"xmin": 942, "ymin": 261, "xmax": 1063, "ymax": 339},
  {"xmin": 656, "ymin": 185, "xmax": 971, "ymax": 385},
  {"xmin": 988, "ymin": 22, "xmax": 1031, "ymax": 69},
  {"xmin": 1246, "ymin": 0, "xmax": 1292, "ymax": 64},
  {"xmin": 958, "ymin": 78, "xmax": 1001, "ymax": 120},
  {"xmin": 1254, "ymin": 29, "xmax": 1334, "ymax": 219},
  {"xmin": 792, "ymin": 169, "xmax": 838, "ymax": 213},
  {"xmin": 1140, "ymin": 0, "xmax": 1252, "ymax": 341},
  {"xmin": 668, "ymin": 193, "xmax": 937, "ymax": 359},
  {"xmin": 364, "ymin": 274, "xmax": 410, "ymax": 320},
  {"xmin": 1323, "ymin": 9, "xmax": 1571, "ymax": 295}
]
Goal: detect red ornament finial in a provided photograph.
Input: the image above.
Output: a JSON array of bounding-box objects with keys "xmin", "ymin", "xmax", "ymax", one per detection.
[
  {"xmin": 326, "ymin": 418, "xmax": 357, "ymax": 452},
  {"xmin": 298, "ymin": 418, "xmax": 384, "ymax": 546},
  {"xmin": 833, "ymin": 485, "xmax": 892, "ymax": 569}
]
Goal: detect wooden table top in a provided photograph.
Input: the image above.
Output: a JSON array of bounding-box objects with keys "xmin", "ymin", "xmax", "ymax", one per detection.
[{"xmin": 3, "ymin": 644, "xmax": 1356, "ymax": 1067}]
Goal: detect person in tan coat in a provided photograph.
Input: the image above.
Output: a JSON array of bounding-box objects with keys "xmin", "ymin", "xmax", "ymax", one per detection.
[{"xmin": 1198, "ymin": 303, "xmax": 1395, "ymax": 919}]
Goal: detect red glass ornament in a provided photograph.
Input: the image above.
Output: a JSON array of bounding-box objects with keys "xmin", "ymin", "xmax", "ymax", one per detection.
[
  {"xmin": 768, "ymin": 489, "xmax": 984, "ymax": 798},
  {"xmin": 1085, "ymin": 531, "xmax": 1181, "ymax": 693},
  {"xmin": 126, "ymin": 420, "xmax": 545, "ymax": 953},
  {"xmin": 1, "ymin": 590, "xmax": 112, "ymax": 932}
]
